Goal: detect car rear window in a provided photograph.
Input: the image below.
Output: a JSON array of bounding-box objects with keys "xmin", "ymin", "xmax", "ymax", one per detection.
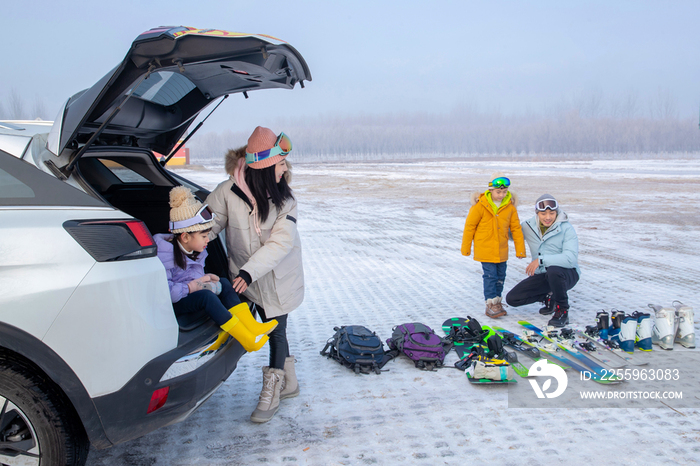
[
  {"xmin": 0, "ymin": 150, "xmax": 107, "ymax": 207},
  {"xmin": 132, "ymin": 71, "xmax": 196, "ymax": 106}
]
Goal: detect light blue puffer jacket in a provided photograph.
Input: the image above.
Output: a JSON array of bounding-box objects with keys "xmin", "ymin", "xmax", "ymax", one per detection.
[{"xmin": 521, "ymin": 211, "xmax": 580, "ymax": 276}]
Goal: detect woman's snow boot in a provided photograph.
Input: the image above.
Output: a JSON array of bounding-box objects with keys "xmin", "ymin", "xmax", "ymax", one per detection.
[
  {"xmin": 280, "ymin": 356, "xmax": 300, "ymax": 400},
  {"xmin": 547, "ymin": 305, "xmax": 569, "ymax": 328},
  {"xmin": 229, "ymin": 302, "xmax": 278, "ymax": 336},
  {"xmin": 250, "ymin": 367, "xmax": 284, "ymax": 423},
  {"xmin": 539, "ymin": 293, "xmax": 555, "ymax": 315}
]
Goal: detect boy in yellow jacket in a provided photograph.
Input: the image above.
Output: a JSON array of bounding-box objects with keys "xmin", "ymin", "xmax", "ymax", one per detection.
[{"xmin": 461, "ymin": 176, "xmax": 527, "ymax": 318}]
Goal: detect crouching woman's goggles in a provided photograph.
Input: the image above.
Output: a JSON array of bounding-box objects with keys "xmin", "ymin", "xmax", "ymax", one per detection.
[
  {"xmin": 245, "ymin": 132, "xmax": 292, "ymax": 164},
  {"xmin": 535, "ymin": 199, "xmax": 559, "ymax": 212},
  {"xmin": 169, "ymin": 204, "xmax": 216, "ymax": 231}
]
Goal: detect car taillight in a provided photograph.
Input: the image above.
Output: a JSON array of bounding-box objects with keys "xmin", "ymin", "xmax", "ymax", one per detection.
[
  {"xmin": 147, "ymin": 387, "xmax": 170, "ymax": 414},
  {"xmin": 63, "ymin": 219, "xmax": 157, "ymax": 262}
]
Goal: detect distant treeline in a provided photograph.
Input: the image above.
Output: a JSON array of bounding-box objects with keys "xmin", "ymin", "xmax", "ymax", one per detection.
[{"xmin": 189, "ymin": 110, "xmax": 700, "ymax": 163}]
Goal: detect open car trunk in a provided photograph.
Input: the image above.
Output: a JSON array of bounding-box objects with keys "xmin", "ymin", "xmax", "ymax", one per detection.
[{"xmin": 75, "ymin": 149, "xmax": 229, "ymax": 336}]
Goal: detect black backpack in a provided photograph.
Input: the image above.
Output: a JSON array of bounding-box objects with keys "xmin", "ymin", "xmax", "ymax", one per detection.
[{"xmin": 320, "ymin": 325, "xmax": 388, "ymax": 374}]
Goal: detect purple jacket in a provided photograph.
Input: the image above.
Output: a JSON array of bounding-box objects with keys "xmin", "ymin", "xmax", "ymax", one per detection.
[{"xmin": 154, "ymin": 234, "xmax": 208, "ymax": 303}]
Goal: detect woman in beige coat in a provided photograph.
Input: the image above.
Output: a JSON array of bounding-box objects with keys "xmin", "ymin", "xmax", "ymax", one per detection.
[{"xmin": 206, "ymin": 126, "xmax": 304, "ymax": 423}]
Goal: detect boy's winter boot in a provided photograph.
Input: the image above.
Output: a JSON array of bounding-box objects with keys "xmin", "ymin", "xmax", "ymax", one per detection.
[
  {"xmin": 609, "ymin": 310, "xmax": 625, "ymax": 343},
  {"xmin": 649, "ymin": 304, "xmax": 675, "ymax": 350},
  {"xmin": 539, "ymin": 293, "xmax": 555, "ymax": 315},
  {"xmin": 672, "ymin": 301, "xmax": 696, "ymax": 348},
  {"xmin": 250, "ymin": 367, "xmax": 285, "ymax": 423},
  {"xmin": 547, "ymin": 305, "xmax": 569, "ymax": 328},
  {"xmin": 220, "ymin": 315, "xmax": 269, "ymax": 352},
  {"xmin": 632, "ymin": 312, "xmax": 652, "ymax": 351},
  {"xmin": 279, "ymin": 356, "xmax": 300, "ymax": 400},
  {"xmin": 595, "ymin": 310, "xmax": 610, "ymax": 340},
  {"xmin": 619, "ymin": 316, "xmax": 637, "ymax": 353},
  {"xmin": 229, "ymin": 302, "xmax": 278, "ymax": 336},
  {"xmin": 492, "ymin": 297, "xmax": 508, "ymax": 316},
  {"xmin": 485, "ymin": 298, "xmax": 506, "ymax": 319}
]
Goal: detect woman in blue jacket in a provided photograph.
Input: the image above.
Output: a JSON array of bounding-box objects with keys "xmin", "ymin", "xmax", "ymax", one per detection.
[{"xmin": 505, "ymin": 194, "xmax": 580, "ymax": 327}]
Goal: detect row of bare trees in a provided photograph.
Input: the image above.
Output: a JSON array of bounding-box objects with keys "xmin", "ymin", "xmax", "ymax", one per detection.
[
  {"xmin": 189, "ymin": 109, "xmax": 700, "ymax": 163},
  {"xmin": 0, "ymin": 90, "xmax": 51, "ymax": 121}
]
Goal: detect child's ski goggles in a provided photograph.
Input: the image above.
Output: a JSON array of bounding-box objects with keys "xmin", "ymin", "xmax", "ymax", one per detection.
[
  {"xmin": 535, "ymin": 199, "xmax": 558, "ymax": 212},
  {"xmin": 245, "ymin": 132, "xmax": 292, "ymax": 164},
  {"xmin": 169, "ymin": 204, "xmax": 216, "ymax": 231},
  {"xmin": 489, "ymin": 177, "xmax": 510, "ymax": 189}
]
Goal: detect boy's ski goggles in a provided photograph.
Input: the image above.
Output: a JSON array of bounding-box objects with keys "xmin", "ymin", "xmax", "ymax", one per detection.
[
  {"xmin": 245, "ymin": 132, "xmax": 292, "ymax": 164},
  {"xmin": 535, "ymin": 199, "xmax": 558, "ymax": 211},
  {"xmin": 489, "ymin": 177, "xmax": 510, "ymax": 189},
  {"xmin": 169, "ymin": 204, "xmax": 216, "ymax": 231}
]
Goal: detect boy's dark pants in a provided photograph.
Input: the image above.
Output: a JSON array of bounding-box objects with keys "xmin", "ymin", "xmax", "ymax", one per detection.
[{"xmin": 506, "ymin": 266, "xmax": 579, "ymax": 309}]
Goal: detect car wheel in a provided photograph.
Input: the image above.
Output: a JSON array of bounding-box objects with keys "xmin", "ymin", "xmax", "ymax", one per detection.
[{"xmin": 0, "ymin": 355, "xmax": 89, "ymax": 466}]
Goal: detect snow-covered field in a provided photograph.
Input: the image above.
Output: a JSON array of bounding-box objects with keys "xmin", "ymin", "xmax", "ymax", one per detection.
[{"xmin": 87, "ymin": 159, "xmax": 700, "ymax": 465}]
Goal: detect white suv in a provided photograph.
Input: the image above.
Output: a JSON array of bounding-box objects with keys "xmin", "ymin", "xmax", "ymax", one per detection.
[{"xmin": 0, "ymin": 26, "xmax": 311, "ymax": 466}]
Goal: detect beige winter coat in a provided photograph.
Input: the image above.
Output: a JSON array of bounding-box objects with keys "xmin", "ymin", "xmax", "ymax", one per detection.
[{"xmin": 205, "ymin": 150, "xmax": 304, "ymax": 318}]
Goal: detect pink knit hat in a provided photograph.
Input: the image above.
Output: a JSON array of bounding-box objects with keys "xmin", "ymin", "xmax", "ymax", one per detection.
[{"xmin": 245, "ymin": 126, "xmax": 290, "ymax": 169}]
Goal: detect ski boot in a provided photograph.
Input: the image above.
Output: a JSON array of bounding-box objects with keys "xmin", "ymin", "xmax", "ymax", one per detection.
[
  {"xmin": 672, "ymin": 301, "xmax": 696, "ymax": 348},
  {"xmin": 609, "ymin": 309, "xmax": 625, "ymax": 343},
  {"xmin": 619, "ymin": 315, "xmax": 637, "ymax": 353},
  {"xmin": 596, "ymin": 310, "xmax": 610, "ymax": 340},
  {"xmin": 631, "ymin": 311, "xmax": 652, "ymax": 351},
  {"xmin": 649, "ymin": 304, "xmax": 675, "ymax": 350},
  {"xmin": 539, "ymin": 292, "xmax": 554, "ymax": 315}
]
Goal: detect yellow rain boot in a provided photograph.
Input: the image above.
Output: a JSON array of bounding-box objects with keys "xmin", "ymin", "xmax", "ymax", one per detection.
[
  {"xmin": 229, "ymin": 303, "xmax": 278, "ymax": 336},
  {"xmin": 204, "ymin": 331, "xmax": 230, "ymax": 353},
  {"xmin": 220, "ymin": 315, "xmax": 269, "ymax": 352}
]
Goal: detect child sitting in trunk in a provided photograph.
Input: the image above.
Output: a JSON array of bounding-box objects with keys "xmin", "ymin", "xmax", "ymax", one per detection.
[
  {"xmin": 154, "ymin": 186, "xmax": 276, "ymax": 351},
  {"xmin": 461, "ymin": 175, "xmax": 527, "ymax": 318}
]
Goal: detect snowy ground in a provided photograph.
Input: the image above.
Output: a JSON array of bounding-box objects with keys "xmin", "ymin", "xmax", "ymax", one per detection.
[{"xmin": 87, "ymin": 159, "xmax": 700, "ymax": 465}]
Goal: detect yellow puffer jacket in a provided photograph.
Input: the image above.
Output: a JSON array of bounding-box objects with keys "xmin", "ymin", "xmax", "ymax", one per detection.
[{"xmin": 461, "ymin": 190, "xmax": 526, "ymax": 263}]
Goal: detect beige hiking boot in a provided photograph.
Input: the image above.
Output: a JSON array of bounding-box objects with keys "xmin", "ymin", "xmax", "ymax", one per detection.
[
  {"xmin": 250, "ymin": 367, "xmax": 284, "ymax": 423},
  {"xmin": 279, "ymin": 356, "xmax": 299, "ymax": 400}
]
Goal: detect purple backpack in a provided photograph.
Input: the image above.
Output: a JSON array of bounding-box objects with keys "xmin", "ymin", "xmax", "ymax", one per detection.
[{"xmin": 387, "ymin": 323, "xmax": 449, "ymax": 370}]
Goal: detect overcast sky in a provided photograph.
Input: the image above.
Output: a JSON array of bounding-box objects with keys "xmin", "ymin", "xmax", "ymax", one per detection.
[{"xmin": 2, "ymin": 0, "xmax": 699, "ymax": 133}]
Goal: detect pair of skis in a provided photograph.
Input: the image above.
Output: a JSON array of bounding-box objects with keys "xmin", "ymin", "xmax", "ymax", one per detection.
[{"xmin": 516, "ymin": 321, "xmax": 623, "ymax": 384}]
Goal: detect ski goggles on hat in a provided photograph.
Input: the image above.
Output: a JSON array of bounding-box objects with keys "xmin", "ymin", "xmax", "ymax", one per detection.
[
  {"xmin": 245, "ymin": 132, "xmax": 292, "ymax": 165},
  {"xmin": 169, "ymin": 204, "xmax": 216, "ymax": 231},
  {"xmin": 489, "ymin": 177, "xmax": 511, "ymax": 189},
  {"xmin": 535, "ymin": 199, "xmax": 559, "ymax": 211}
]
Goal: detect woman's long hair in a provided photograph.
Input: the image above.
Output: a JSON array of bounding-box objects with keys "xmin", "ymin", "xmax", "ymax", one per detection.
[{"xmin": 245, "ymin": 164, "xmax": 294, "ymax": 223}]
